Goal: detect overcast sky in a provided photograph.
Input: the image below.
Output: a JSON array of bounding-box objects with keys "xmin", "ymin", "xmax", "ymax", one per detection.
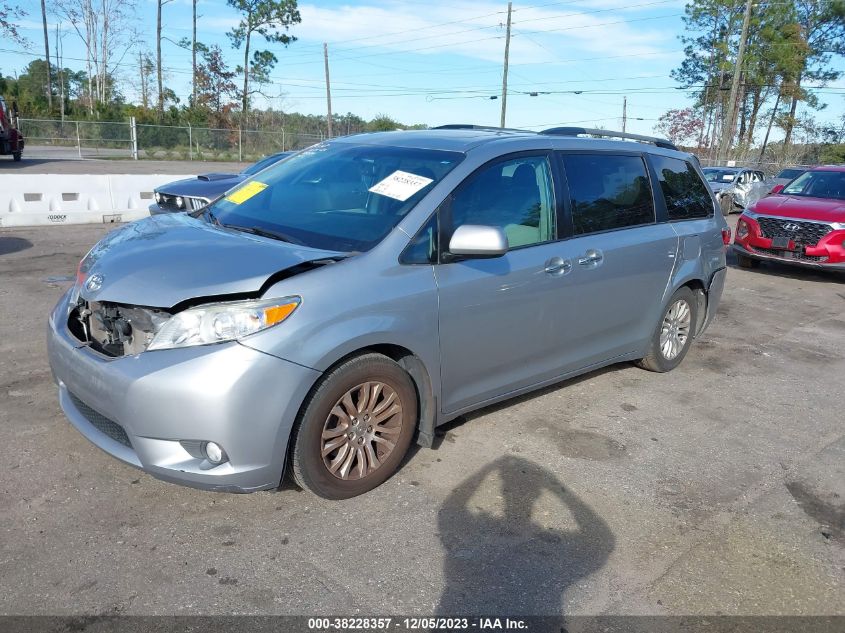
[{"xmin": 13, "ymin": 0, "xmax": 845, "ymax": 137}]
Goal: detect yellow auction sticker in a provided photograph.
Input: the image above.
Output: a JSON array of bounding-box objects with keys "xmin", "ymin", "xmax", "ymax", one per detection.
[{"xmin": 225, "ymin": 181, "xmax": 268, "ymax": 204}]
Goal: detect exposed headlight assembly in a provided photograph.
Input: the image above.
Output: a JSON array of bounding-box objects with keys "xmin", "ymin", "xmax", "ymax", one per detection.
[{"xmin": 148, "ymin": 296, "xmax": 300, "ymax": 351}]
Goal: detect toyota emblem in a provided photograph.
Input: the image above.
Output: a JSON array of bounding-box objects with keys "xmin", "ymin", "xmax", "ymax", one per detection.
[
  {"xmin": 85, "ymin": 273, "xmax": 104, "ymax": 292},
  {"xmin": 781, "ymin": 222, "xmax": 800, "ymax": 231}
]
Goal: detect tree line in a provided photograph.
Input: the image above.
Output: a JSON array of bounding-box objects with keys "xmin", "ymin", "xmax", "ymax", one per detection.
[
  {"xmin": 0, "ymin": 0, "xmax": 420, "ymax": 136},
  {"xmin": 655, "ymin": 0, "xmax": 845, "ymax": 165}
]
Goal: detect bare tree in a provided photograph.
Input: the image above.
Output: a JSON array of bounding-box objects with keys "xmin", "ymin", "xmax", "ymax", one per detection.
[
  {"xmin": 138, "ymin": 48, "xmax": 155, "ymax": 109},
  {"xmin": 53, "ymin": 0, "xmax": 136, "ymax": 114},
  {"xmin": 0, "ymin": 2, "xmax": 29, "ymax": 46}
]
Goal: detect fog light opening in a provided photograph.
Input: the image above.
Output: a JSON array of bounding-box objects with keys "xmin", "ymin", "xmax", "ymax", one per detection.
[{"xmin": 203, "ymin": 441, "xmax": 228, "ymax": 465}]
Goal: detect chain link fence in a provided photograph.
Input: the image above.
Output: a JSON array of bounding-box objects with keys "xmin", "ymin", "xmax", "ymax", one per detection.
[{"xmin": 18, "ymin": 118, "xmax": 325, "ymax": 161}]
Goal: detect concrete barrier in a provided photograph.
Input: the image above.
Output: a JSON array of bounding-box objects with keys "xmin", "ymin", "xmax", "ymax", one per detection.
[{"xmin": 0, "ymin": 173, "xmax": 195, "ymax": 227}]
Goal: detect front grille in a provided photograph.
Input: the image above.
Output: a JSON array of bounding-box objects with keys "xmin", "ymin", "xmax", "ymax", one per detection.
[
  {"xmin": 751, "ymin": 247, "xmax": 829, "ymax": 263},
  {"xmin": 68, "ymin": 392, "xmax": 132, "ymax": 448},
  {"xmin": 187, "ymin": 197, "xmax": 208, "ymax": 211},
  {"xmin": 756, "ymin": 216, "xmax": 832, "ymax": 247}
]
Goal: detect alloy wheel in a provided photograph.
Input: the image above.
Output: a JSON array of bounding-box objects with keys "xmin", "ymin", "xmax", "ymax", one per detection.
[
  {"xmin": 320, "ymin": 381, "xmax": 403, "ymax": 480},
  {"xmin": 659, "ymin": 299, "xmax": 691, "ymax": 360}
]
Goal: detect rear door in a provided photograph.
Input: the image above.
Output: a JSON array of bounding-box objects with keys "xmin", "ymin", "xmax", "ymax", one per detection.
[{"xmin": 551, "ymin": 151, "xmax": 679, "ymax": 365}]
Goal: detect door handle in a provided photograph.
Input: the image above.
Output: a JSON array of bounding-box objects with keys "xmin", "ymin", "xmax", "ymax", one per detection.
[
  {"xmin": 544, "ymin": 256, "xmax": 571, "ymax": 276},
  {"xmin": 577, "ymin": 249, "xmax": 604, "ymax": 266}
]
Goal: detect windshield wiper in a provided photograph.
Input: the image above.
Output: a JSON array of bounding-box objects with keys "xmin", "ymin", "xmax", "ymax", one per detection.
[{"xmin": 221, "ymin": 223, "xmax": 304, "ymax": 245}]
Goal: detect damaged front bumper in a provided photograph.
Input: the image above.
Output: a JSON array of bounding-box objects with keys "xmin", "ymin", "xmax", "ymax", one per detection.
[{"xmin": 47, "ymin": 290, "xmax": 320, "ymax": 492}]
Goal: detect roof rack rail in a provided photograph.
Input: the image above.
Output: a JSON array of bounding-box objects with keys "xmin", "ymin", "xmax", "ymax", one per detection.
[
  {"xmin": 540, "ymin": 127, "xmax": 678, "ymax": 151},
  {"xmin": 432, "ymin": 124, "xmax": 531, "ymax": 133}
]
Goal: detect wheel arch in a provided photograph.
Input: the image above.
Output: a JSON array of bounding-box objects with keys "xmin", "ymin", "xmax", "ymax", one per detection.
[
  {"xmin": 669, "ymin": 276, "xmax": 707, "ymax": 337},
  {"xmin": 293, "ymin": 341, "xmax": 438, "ymax": 460}
]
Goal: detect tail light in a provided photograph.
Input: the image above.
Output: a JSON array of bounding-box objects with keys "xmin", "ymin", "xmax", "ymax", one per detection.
[{"xmin": 721, "ymin": 228, "xmax": 731, "ymax": 245}]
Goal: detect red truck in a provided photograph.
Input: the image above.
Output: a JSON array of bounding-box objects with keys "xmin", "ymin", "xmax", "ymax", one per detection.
[{"xmin": 0, "ymin": 96, "xmax": 24, "ymax": 161}]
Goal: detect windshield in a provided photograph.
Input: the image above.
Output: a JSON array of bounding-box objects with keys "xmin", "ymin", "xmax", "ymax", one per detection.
[
  {"xmin": 208, "ymin": 142, "xmax": 463, "ymax": 252},
  {"xmin": 782, "ymin": 170, "xmax": 845, "ymax": 200},
  {"xmin": 703, "ymin": 169, "xmax": 739, "ymax": 183},
  {"xmin": 241, "ymin": 152, "xmax": 290, "ymax": 176},
  {"xmin": 776, "ymin": 168, "xmax": 804, "ymax": 180}
]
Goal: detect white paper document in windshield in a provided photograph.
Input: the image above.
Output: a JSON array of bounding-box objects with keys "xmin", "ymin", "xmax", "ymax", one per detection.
[{"xmin": 368, "ymin": 170, "xmax": 433, "ymax": 201}]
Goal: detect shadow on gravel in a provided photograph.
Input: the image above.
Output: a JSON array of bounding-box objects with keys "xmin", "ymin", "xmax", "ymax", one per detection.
[
  {"xmin": 436, "ymin": 456, "xmax": 614, "ymax": 615},
  {"xmin": 0, "ymin": 157, "xmax": 68, "ymax": 170},
  {"xmin": 0, "ymin": 236, "xmax": 33, "ymax": 255}
]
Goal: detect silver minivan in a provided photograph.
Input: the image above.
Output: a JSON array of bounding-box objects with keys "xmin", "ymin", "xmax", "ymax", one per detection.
[{"xmin": 47, "ymin": 126, "xmax": 728, "ymax": 499}]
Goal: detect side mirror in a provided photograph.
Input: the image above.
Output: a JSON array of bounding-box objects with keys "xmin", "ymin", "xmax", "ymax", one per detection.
[
  {"xmin": 770, "ymin": 184, "xmax": 785, "ymax": 195},
  {"xmin": 448, "ymin": 224, "xmax": 508, "ymax": 258}
]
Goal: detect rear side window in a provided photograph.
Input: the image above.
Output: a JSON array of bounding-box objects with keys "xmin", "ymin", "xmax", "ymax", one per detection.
[
  {"xmin": 650, "ymin": 155, "xmax": 713, "ymax": 220},
  {"xmin": 560, "ymin": 154, "xmax": 654, "ymax": 236}
]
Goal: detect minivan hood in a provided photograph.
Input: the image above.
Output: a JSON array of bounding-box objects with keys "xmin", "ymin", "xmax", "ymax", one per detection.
[
  {"xmin": 750, "ymin": 194, "xmax": 845, "ymax": 223},
  {"xmin": 79, "ymin": 213, "xmax": 343, "ymax": 309}
]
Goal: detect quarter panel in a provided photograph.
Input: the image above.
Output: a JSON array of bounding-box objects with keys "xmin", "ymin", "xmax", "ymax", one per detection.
[{"xmin": 666, "ymin": 217, "xmax": 727, "ymax": 305}]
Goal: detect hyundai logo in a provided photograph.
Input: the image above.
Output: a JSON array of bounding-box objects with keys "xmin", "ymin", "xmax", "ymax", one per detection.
[
  {"xmin": 85, "ymin": 273, "xmax": 104, "ymax": 292},
  {"xmin": 781, "ymin": 222, "xmax": 801, "ymax": 232}
]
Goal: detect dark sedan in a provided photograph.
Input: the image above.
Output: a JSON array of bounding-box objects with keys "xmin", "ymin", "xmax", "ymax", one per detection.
[{"xmin": 149, "ymin": 151, "xmax": 293, "ymax": 214}]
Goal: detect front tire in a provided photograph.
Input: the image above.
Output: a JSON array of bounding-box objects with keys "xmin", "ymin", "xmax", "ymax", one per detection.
[
  {"xmin": 12, "ymin": 151, "xmax": 21, "ymax": 162},
  {"xmin": 290, "ymin": 353, "xmax": 417, "ymax": 499},
  {"xmin": 636, "ymin": 287, "xmax": 698, "ymax": 373}
]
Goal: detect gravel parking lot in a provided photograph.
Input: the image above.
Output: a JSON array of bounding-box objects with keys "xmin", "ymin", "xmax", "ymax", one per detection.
[{"xmin": 0, "ymin": 218, "xmax": 843, "ymax": 617}]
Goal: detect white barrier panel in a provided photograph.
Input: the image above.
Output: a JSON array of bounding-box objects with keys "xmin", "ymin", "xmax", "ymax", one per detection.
[{"xmin": 0, "ymin": 173, "xmax": 195, "ymax": 227}]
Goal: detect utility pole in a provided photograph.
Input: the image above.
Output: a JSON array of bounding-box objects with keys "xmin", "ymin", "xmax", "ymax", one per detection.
[
  {"xmin": 139, "ymin": 50, "xmax": 147, "ymax": 109},
  {"xmin": 40, "ymin": 0, "xmax": 52, "ymax": 110},
  {"xmin": 622, "ymin": 96, "xmax": 627, "ymax": 133},
  {"xmin": 500, "ymin": 1, "xmax": 512, "ymax": 128},
  {"xmin": 56, "ymin": 23, "xmax": 64, "ymax": 121},
  {"xmin": 192, "ymin": 0, "xmax": 197, "ymax": 106},
  {"xmin": 718, "ymin": 0, "xmax": 752, "ymax": 163},
  {"xmin": 324, "ymin": 42, "xmax": 333, "ymax": 138},
  {"xmin": 156, "ymin": 0, "xmax": 164, "ymax": 116}
]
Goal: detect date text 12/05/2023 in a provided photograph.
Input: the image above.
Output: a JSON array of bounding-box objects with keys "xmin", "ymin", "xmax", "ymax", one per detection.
[{"xmin": 306, "ymin": 618, "xmax": 529, "ymax": 630}]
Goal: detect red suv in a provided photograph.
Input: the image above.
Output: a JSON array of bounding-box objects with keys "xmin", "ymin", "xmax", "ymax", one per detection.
[{"xmin": 733, "ymin": 165, "xmax": 845, "ymax": 270}]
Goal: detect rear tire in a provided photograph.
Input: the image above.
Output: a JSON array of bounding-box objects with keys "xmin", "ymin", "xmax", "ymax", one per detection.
[
  {"xmin": 736, "ymin": 253, "xmax": 760, "ymax": 269},
  {"xmin": 720, "ymin": 194, "xmax": 733, "ymax": 216},
  {"xmin": 290, "ymin": 353, "xmax": 417, "ymax": 499},
  {"xmin": 12, "ymin": 152, "xmax": 21, "ymax": 162},
  {"xmin": 636, "ymin": 287, "xmax": 698, "ymax": 373}
]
